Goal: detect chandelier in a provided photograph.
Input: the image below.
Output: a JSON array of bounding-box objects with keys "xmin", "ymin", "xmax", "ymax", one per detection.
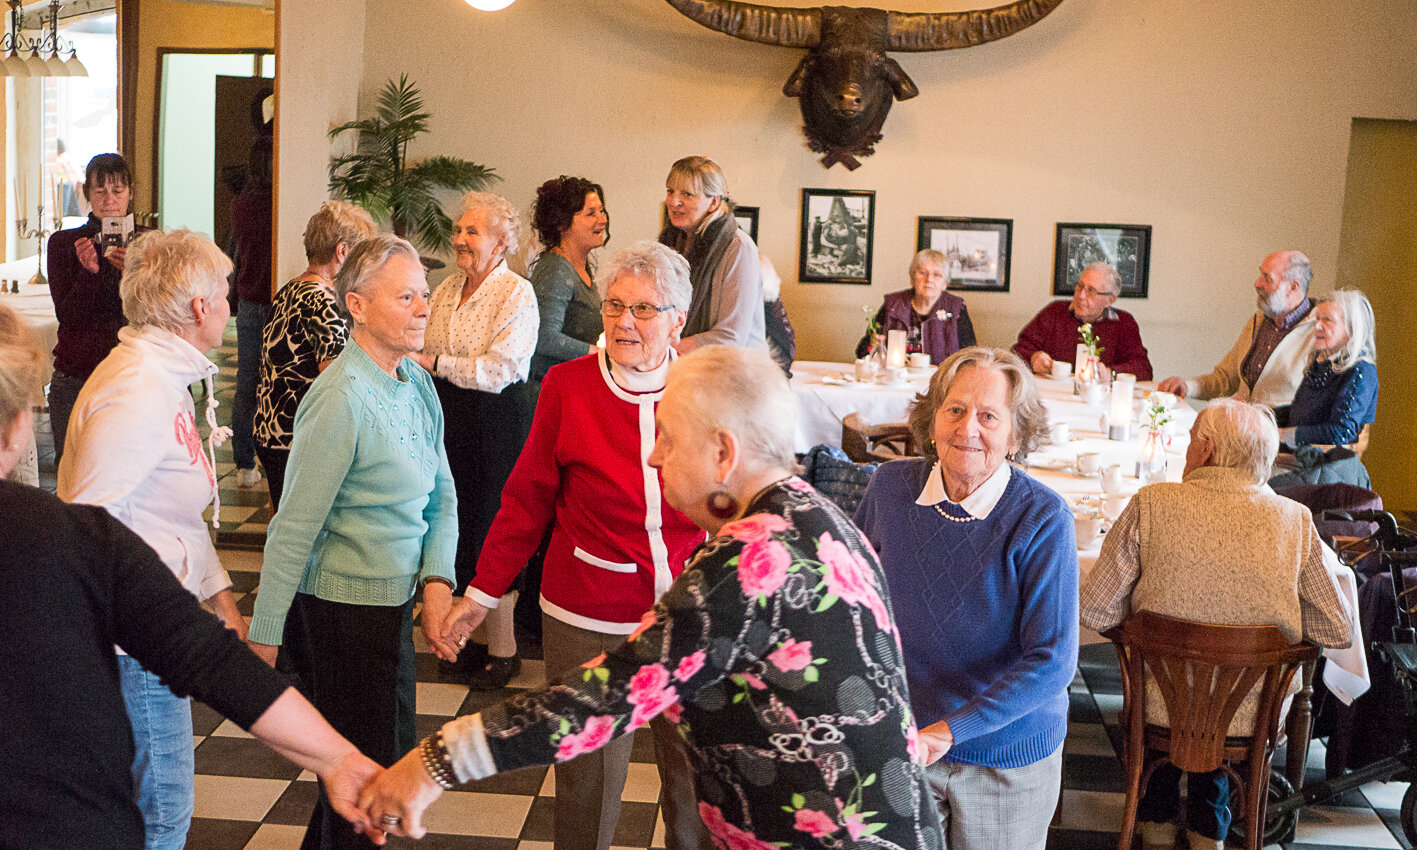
[{"xmin": 1, "ymin": 0, "xmax": 88, "ymax": 77}]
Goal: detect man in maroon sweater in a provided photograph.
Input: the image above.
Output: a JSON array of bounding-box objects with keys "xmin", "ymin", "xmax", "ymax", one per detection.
[{"xmin": 1012, "ymin": 262, "xmax": 1153, "ymax": 380}]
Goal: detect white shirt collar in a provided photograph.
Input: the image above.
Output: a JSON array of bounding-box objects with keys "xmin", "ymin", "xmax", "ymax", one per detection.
[
  {"xmin": 915, "ymin": 461, "xmax": 1012, "ymax": 520},
  {"xmin": 608, "ymin": 350, "xmax": 672, "ymax": 393}
]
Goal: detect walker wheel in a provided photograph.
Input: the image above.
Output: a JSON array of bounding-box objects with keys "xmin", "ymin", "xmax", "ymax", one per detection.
[
  {"xmin": 1226, "ymin": 769, "xmax": 1298, "ymax": 847},
  {"xmin": 1399, "ymin": 782, "xmax": 1417, "ymax": 846}
]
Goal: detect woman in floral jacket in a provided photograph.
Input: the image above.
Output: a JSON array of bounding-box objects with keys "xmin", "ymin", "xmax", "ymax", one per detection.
[{"xmin": 359, "ymin": 346, "xmax": 944, "ymax": 850}]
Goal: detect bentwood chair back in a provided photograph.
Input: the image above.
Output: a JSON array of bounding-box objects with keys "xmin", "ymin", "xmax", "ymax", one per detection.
[
  {"xmin": 1108, "ymin": 611, "xmax": 1320, "ymax": 850},
  {"xmin": 841, "ymin": 412, "xmax": 915, "ymax": 464}
]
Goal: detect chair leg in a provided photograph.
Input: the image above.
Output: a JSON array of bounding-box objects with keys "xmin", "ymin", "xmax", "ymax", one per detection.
[
  {"xmin": 1285, "ymin": 662, "xmax": 1315, "ymax": 789},
  {"xmin": 1243, "ymin": 757, "xmax": 1270, "ymax": 850},
  {"xmin": 1117, "ymin": 752, "xmax": 1145, "ymax": 850}
]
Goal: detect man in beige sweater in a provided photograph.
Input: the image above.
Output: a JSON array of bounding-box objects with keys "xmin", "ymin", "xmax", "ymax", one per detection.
[
  {"xmin": 1158, "ymin": 251, "xmax": 1316, "ymax": 408},
  {"xmin": 1080, "ymin": 399, "xmax": 1352, "ymax": 850}
]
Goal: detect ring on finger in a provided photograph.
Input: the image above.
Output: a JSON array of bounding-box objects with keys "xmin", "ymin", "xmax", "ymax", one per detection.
[{"xmin": 379, "ymin": 814, "xmax": 402, "ymax": 827}]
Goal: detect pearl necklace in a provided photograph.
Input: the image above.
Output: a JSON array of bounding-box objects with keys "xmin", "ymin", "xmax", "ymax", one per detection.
[{"xmin": 933, "ymin": 503, "xmax": 981, "ymax": 523}]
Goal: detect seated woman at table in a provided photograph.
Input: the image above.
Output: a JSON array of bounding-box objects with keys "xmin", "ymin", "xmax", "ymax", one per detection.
[
  {"xmin": 358, "ymin": 346, "xmax": 944, "ymax": 850},
  {"xmin": 1080, "ymin": 398, "xmax": 1353, "ymax": 850},
  {"xmin": 1275, "ymin": 289, "xmax": 1377, "ymax": 449},
  {"xmin": 855, "ymin": 249, "xmax": 975, "ymax": 365},
  {"xmin": 853, "ymin": 346, "xmax": 1077, "ymax": 850}
]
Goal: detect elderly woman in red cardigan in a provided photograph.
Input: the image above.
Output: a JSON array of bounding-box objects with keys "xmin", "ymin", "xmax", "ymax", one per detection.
[
  {"xmin": 856, "ymin": 249, "xmax": 976, "ymax": 365},
  {"xmin": 425, "ymin": 240, "xmax": 711, "ymax": 850}
]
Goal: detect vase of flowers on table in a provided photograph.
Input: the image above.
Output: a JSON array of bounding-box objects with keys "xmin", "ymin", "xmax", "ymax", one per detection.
[{"xmin": 1138, "ymin": 394, "xmax": 1174, "ymax": 482}]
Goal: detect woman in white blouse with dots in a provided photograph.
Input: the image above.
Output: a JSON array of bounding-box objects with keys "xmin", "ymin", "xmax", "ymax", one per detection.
[{"xmin": 411, "ymin": 191, "xmax": 538, "ymax": 690}]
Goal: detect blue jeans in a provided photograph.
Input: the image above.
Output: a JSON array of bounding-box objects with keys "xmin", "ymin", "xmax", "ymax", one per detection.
[
  {"xmin": 1137, "ymin": 761, "xmax": 1231, "ymax": 841},
  {"xmin": 233, "ymin": 300, "xmax": 272, "ymax": 469},
  {"xmin": 118, "ymin": 654, "xmax": 195, "ymax": 850},
  {"xmin": 47, "ymin": 367, "xmax": 86, "ymax": 464}
]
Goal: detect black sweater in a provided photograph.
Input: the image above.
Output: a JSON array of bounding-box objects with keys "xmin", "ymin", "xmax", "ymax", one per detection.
[{"xmin": 0, "ymin": 481, "xmax": 289, "ymax": 849}]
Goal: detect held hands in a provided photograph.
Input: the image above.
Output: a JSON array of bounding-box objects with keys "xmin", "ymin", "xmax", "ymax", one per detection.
[
  {"xmin": 917, "ymin": 719, "xmax": 954, "ymax": 765},
  {"xmin": 323, "ymin": 750, "xmax": 391, "ymax": 845},
  {"xmin": 248, "ymin": 641, "xmax": 279, "ymax": 667},
  {"xmin": 357, "ymin": 745, "xmax": 446, "ymax": 840},
  {"xmin": 1029, "ymin": 351, "xmax": 1054, "ymax": 376},
  {"xmin": 75, "ymin": 236, "xmax": 100, "ymax": 273},
  {"xmin": 421, "ymin": 582, "xmax": 457, "ymax": 660},
  {"xmin": 430, "ymin": 597, "xmax": 490, "ymax": 663}
]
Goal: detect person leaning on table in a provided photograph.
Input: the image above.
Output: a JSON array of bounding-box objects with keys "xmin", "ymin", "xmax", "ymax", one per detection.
[
  {"xmin": 1157, "ymin": 250, "xmax": 1316, "ymax": 408},
  {"xmin": 0, "ymin": 304, "xmax": 387, "ymax": 849},
  {"xmin": 1012, "ymin": 262, "xmax": 1152, "ymax": 380},
  {"xmin": 247, "ymin": 233, "xmax": 459, "ymax": 850},
  {"xmin": 1079, "ymin": 398, "xmax": 1353, "ymax": 850}
]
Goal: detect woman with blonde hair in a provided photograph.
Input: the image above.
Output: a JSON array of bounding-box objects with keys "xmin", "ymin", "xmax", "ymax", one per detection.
[
  {"xmin": 657, "ymin": 156, "xmax": 765, "ymax": 352},
  {"xmin": 254, "ymin": 200, "xmax": 377, "ymax": 508},
  {"xmin": 410, "ymin": 190, "xmax": 538, "ymax": 689},
  {"xmin": 1276, "ymin": 288, "xmax": 1378, "ymax": 448}
]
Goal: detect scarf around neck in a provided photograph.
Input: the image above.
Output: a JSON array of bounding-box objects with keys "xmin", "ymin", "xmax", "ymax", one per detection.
[{"xmin": 658, "ymin": 211, "xmax": 738, "ymax": 339}]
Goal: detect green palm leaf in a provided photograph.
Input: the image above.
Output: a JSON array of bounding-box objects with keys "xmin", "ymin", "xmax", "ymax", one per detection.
[{"xmin": 327, "ymin": 74, "xmax": 497, "ymax": 254}]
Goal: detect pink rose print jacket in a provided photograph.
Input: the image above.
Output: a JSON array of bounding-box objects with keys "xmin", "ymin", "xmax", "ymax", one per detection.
[{"xmin": 443, "ymin": 478, "xmax": 945, "ymax": 850}]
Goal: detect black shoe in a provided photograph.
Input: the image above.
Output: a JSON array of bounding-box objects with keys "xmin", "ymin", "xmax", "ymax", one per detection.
[
  {"xmin": 439, "ymin": 642, "xmax": 488, "ymax": 679},
  {"xmin": 467, "ymin": 655, "xmax": 521, "ymax": 691}
]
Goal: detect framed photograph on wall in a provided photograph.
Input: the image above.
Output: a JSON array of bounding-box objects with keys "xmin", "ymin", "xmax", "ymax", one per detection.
[
  {"xmin": 1052, "ymin": 222, "xmax": 1152, "ymax": 298},
  {"xmin": 733, "ymin": 205, "xmax": 759, "ymax": 243},
  {"xmin": 915, "ymin": 216, "xmax": 1013, "ymax": 292},
  {"xmin": 799, "ymin": 188, "xmax": 875, "ymax": 284}
]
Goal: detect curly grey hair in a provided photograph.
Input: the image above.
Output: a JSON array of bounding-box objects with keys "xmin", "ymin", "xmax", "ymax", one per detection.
[
  {"xmin": 459, "ymin": 191, "xmax": 521, "ymax": 258},
  {"xmin": 907, "ymin": 347, "xmax": 1049, "ymax": 465},
  {"xmin": 120, "ymin": 229, "xmax": 232, "ymax": 333},
  {"xmin": 1191, "ymin": 399, "xmax": 1278, "ymax": 486}
]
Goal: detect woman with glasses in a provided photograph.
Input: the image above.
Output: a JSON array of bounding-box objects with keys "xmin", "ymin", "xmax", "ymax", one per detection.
[
  {"xmin": 427, "ymin": 241, "xmax": 712, "ymax": 850},
  {"xmin": 410, "ymin": 191, "xmax": 538, "ymax": 690},
  {"xmin": 1012, "ymin": 262, "xmax": 1153, "ymax": 380},
  {"xmin": 856, "ymin": 249, "xmax": 976, "ymax": 365}
]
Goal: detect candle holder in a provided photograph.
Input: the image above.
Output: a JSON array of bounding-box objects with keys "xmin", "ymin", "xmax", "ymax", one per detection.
[
  {"xmin": 16, "ymin": 202, "xmax": 58, "ymax": 286},
  {"xmin": 1107, "ymin": 373, "xmax": 1135, "ymax": 441}
]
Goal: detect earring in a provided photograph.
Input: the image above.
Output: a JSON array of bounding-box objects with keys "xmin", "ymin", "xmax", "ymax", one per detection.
[{"xmin": 706, "ymin": 490, "xmax": 740, "ymax": 520}]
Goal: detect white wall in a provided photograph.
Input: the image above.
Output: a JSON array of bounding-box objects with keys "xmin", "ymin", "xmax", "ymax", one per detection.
[
  {"xmin": 273, "ymin": 0, "xmax": 366, "ymax": 279},
  {"xmin": 337, "ymin": 0, "xmax": 1417, "ymax": 374}
]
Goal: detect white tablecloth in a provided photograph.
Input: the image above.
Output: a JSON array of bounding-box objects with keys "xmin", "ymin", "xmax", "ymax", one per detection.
[
  {"xmin": 790, "ymin": 361, "xmax": 927, "ymax": 452},
  {"xmin": 0, "ymin": 255, "xmax": 56, "ymax": 388}
]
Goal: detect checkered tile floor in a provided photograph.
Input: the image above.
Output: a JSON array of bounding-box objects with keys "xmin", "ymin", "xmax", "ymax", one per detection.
[{"xmin": 25, "ymin": 321, "xmax": 1417, "ymax": 848}]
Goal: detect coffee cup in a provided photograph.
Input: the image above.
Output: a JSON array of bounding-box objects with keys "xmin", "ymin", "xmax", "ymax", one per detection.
[
  {"xmin": 1076, "ymin": 452, "xmax": 1102, "ymax": 475},
  {"xmin": 1074, "ymin": 514, "xmax": 1103, "ymax": 547},
  {"xmin": 1100, "ymin": 464, "xmax": 1125, "ymax": 494},
  {"xmin": 1101, "ymin": 494, "xmax": 1128, "ymax": 521},
  {"xmin": 1051, "ymin": 361, "xmax": 1072, "ymax": 380},
  {"xmin": 1050, "ymin": 422, "xmax": 1070, "ymax": 446},
  {"xmin": 909, "ymin": 352, "xmax": 931, "ymax": 370},
  {"xmin": 1080, "ymin": 382, "xmax": 1107, "ymax": 406},
  {"xmin": 854, "ymin": 359, "xmax": 878, "ymax": 382},
  {"xmin": 881, "ymin": 366, "xmax": 909, "ymax": 384}
]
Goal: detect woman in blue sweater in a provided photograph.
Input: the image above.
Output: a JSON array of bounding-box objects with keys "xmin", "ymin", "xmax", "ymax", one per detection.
[
  {"xmin": 1276, "ymin": 289, "xmax": 1378, "ymax": 448},
  {"xmin": 855, "ymin": 347, "xmax": 1078, "ymax": 850}
]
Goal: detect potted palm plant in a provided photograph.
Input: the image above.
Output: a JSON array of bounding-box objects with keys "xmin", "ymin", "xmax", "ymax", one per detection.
[{"xmin": 328, "ymin": 74, "xmax": 497, "ymax": 259}]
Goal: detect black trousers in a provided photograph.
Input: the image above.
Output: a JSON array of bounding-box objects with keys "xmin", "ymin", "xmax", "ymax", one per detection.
[
  {"xmin": 434, "ymin": 377, "xmax": 534, "ymax": 590},
  {"xmin": 255, "ymin": 444, "xmax": 290, "ymax": 511},
  {"xmin": 283, "ymin": 593, "xmax": 416, "ymax": 849}
]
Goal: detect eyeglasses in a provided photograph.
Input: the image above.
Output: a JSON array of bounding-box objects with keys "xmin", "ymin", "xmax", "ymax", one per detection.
[
  {"xmin": 600, "ymin": 299, "xmax": 674, "ymax": 320},
  {"xmin": 1074, "ymin": 282, "xmax": 1118, "ymax": 299}
]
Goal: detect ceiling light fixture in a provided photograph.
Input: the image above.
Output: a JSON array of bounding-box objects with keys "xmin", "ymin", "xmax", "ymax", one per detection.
[{"xmin": 464, "ymin": 0, "xmax": 516, "ymax": 11}]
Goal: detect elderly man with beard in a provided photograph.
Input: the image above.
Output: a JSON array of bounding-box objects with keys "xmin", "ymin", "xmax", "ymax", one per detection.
[{"xmin": 1158, "ymin": 251, "xmax": 1316, "ymax": 408}]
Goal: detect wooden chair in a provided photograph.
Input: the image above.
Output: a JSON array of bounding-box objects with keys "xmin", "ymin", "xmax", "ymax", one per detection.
[
  {"xmin": 1108, "ymin": 611, "xmax": 1320, "ymax": 850},
  {"xmin": 840, "ymin": 412, "xmax": 915, "ymax": 464}
]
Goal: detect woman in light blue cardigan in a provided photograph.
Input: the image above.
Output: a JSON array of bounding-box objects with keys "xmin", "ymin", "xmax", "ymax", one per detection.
[{"xmin": 248, "ymin": 234, "xmax": 457, "ymax": 850}]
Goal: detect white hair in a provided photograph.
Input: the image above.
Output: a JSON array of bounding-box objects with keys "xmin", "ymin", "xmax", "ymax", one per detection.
[
  {"xmin": 1319, "ymin": 289, "xmax": 1376, "ymax": 373},
  {"xmin": 665, "ymin": 346, "xmax": 798, "ymax": 472},
  {"xmin": 1193, "ymin": 399, "xmax": 1279, "ymax": 486},
  {"xmin": 1081, "ymin": 262, "xmax": 1121, "ymax": 295},
  {"xmin": 460, "ymin": 191, "xmax": 521, "ymax": 257},
  {"xmin": 597, "ymin": 241, "xmax": 692, "ymax": 312},
  {"xmin": 333, "ymin": 233, "xmax": 421, "ymax": 324},
  {"xmin": 120, "ymin": 229, "xmax": 231, "ymax": 333}
]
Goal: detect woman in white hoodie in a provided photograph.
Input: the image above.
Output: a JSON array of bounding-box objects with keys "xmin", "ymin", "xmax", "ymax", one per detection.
[{"xmin": 59, "ymin": 229, "xmax": 246, "ymax": 850}]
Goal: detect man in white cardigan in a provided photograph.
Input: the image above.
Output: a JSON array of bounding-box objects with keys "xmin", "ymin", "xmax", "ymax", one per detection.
[{"xmin": 1158, "ymin": 250, "xmax": 1315, "ymax": 408}]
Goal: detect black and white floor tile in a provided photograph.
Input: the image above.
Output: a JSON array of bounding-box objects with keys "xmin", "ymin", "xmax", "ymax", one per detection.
[{"xmin": 26, "ymin": 321, "xmax": 1417, "ymax": 848}]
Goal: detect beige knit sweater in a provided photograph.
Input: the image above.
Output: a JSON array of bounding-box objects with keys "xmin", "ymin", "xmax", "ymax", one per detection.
[
  {"xmin": 1080, "ymin": 466, "xmax": 1353, "ymax": 735},
  {"xmin": 1185, "ymin": 310, "xmax": 1315, "ymax": 407}
]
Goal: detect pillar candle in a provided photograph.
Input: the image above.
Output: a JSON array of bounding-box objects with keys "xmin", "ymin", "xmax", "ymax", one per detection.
[{"xmin": 886, "ymin": 329, "xmax": 907, "ymax": 368}]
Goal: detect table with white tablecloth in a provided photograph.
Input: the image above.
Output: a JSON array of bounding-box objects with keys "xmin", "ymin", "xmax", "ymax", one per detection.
[{"xmin": 0, "ymin": 255, "xmax": 52, "ymax": 485}]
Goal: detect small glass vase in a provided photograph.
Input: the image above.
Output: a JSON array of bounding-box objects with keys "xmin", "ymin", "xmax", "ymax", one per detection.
[{"xmin": 1138, "ymin": 428, "xmax": 1168, "ymax": 483}]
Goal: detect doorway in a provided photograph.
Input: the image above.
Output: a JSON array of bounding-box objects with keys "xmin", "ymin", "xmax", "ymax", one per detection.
[{"xmin": 1335, "ymin": 118, "xmax": 1417, "ymax": 511}]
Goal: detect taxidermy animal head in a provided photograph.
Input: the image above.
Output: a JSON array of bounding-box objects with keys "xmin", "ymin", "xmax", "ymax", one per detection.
[{"xmin": 664, "ymin": 0, "xmax": 1065, "ymax": 170}]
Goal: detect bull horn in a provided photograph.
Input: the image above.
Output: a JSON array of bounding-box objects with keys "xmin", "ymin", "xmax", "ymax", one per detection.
[
  {"xmin": 887, "ymin": 0, "xmax": 1064, "ymax": 52},
  {"xmin": 664, "ymin": 0, "xmax": 822, "ymax": 49}
]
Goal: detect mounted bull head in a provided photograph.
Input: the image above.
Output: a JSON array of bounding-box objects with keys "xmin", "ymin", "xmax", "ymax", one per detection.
[{"xmin": 665, "ymin": 0, "xmax": 1064, "ymax": 169}]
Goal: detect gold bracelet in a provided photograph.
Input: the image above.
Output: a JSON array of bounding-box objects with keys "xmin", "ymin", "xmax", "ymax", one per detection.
[{"xmin": 419, "ymin": 731, "xmax": 457, "ymax": 790}]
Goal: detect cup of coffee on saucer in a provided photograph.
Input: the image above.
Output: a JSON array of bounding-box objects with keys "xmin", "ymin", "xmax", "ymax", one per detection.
[
  {"xmin": 1075, "ymin": 452, "xmax": 1102, "ymax": 476},
  {"xmin": 1051, "ymin": 422, "xmax": 1070, "ymax": 446},
  {"xmin": 909, "ymin": 352, "xmax": 931, "ymax": 370},
  {"xmin": 1101, "ymin": 493, "xmax": 1128, "ymax": 521},
  {"xmin": 1074, "ymin": 513, "xmax": 1103, "ymax": 548},
  {"xmin": 854, "ymin": 359, "xmax": 878, "ymax": 382},
  {"xmin": 1051, "ymin": 361, "xmax": 1072, "ymax": 380}
]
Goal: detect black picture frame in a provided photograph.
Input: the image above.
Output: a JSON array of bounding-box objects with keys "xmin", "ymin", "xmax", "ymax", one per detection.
[
  {"xmin": 799, "ymin": 188, "xmax": 875, "ymax": 284},
  {"xmin": 733, "ymin": 205, "xmax": 759, "ymax": 243},
  {"xmin": 1052, "ymin": 222, "xmax": 1152, "ymax": 298},
  {"xmin": 915, "ymin": 216, "xmax": 1013, "ymax": 292}
]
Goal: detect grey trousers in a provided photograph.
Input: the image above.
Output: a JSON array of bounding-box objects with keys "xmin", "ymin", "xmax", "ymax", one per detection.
[
  {"xmin": 542, "ymin": 614, "xmax": 710, "ymax": 850},
  {"xmin": 925, "ymin": 744, "xmax": 1063, "ymax": 850}
]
